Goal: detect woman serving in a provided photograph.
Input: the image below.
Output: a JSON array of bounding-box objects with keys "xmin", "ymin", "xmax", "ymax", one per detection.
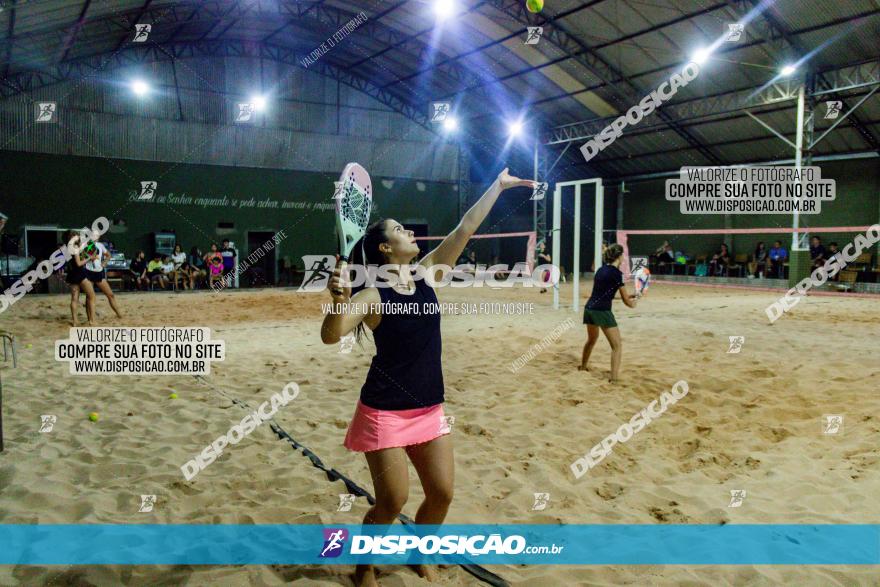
[{"xmin": 320, "ymin": 168, "xmax": 535, "ymax": 587}]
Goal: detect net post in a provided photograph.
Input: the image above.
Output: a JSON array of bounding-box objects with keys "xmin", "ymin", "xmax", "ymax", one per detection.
[
  {"xmin": 533, "ymin": 136, "xmax": 538, "ymax": 237},
  {"xmin": 552, "ymin": 184, "xmax": 561, "ymax": 310},
  {"xmin": 619, "ymin": 231, "xmax": 630, "ymax": 276},
  {"xmin": 791, "ymin": 82, "xmax": 806, "ymax": 252},
  {"xmin": 0, "ymin": 331, "xmax": 14, "ymax": 453},
  {"xmin": 788, "ymin": 249, "xmax": 812, "ymax": 288},
  {"xmin": 573, "ymin": 184, "xmax": 582, "ymax": 312},
  {"xmin": 526, "ymin": 232, "xmax": 537, "ymax": 273},
  {"xmin": 595, "ymin": 181, "xmax": 604, "ymax": 276}
]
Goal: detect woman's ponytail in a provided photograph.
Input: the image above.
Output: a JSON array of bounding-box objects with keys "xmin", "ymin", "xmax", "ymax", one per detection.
[
  {"xmin": 603, "ymin": 243, "xmax": 624, "ymax": 265},
  {"xmin": 351, "ymin": 219, "xmax": 388, "ymax": 344}
]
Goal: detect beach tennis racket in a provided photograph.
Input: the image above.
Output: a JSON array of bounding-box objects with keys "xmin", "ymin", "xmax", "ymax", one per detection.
[
  {"xmin": 80, "ymin": 242, "xmax": 98, "ymax": 262},
  {"xmin": 332, "ymin": 162, "xmax": 372, "ymax": 295},
  {"xmin": 633, "ymin": 267, "xmax": 651, "ymax": 298}
]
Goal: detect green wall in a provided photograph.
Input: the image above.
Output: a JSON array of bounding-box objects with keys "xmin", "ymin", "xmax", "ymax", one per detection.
[
  {"xmin": 1, "ymin": 151, "xmax": 459, "ymax": 270},
  {"xmin": 620, "ymin": 159, "xmax": 880, "ymax": 261}
]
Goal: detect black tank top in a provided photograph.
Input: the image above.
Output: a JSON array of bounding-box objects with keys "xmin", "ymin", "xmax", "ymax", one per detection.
[{"xmin": 360, "ymin": 277, "xmax": 444, "ymax": 410}]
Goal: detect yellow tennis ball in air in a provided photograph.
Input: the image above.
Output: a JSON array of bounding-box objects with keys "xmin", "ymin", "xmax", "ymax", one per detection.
[
  {"xmin": 26, "ymin": 344, "xmax": 32, "ymax": 349},
  {"xmin": 88, "ymin": 412, "xmax": 99, "ymax": 422},
  {"xmin": 526, "ymin": 0, "xmax": 543, "ymax": 13},
  {"xmin": 169, "ymin": 393, "xmax": 178, "ymax": 399}
]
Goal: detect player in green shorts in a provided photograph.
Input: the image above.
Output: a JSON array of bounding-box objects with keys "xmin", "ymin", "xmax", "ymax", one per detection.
[{"xmin": 579, "ymin": 243, "xmax": 638, "ymax": 382}]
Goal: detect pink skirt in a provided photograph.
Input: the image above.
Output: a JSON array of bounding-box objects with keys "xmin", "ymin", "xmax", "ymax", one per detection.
[{"xmin": 343, "ymin": 400, "xmax": 449, "ymax": 452}]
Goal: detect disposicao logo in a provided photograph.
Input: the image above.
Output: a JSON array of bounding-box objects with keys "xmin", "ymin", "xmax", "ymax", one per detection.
[{"xmin": 320, "ymin": 528, "xmax": 348, "ymax": 558}]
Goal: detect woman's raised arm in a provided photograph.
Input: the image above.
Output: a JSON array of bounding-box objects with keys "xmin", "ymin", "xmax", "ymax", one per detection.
[{"xmin": 420, "ymin": 168, "xmax": 535, "ymax": 271}]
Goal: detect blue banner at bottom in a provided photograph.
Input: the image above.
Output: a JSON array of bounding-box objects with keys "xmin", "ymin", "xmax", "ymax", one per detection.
[{"xmin": 1, "ymin": 525, "xmax": 878, "ymax": 565}]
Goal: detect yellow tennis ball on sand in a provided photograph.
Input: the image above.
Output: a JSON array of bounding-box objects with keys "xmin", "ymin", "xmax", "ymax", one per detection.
[
  {"xmin": 169, "ymin": 392, "xmax": 178, "ymax": 399},
  {"xmin": 88, "ymin": 412, "xmax": 99, "ymax": 422},
  {"xmin": 526, "ymin": 0, "xmax": 543, "ymax": 13}
]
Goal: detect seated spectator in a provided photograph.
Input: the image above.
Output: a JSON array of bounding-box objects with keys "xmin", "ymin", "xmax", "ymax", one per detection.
[
  {"xmin": 220, "ymin": 239, "xmax": 236, "ymax": 278},
  {"xmin": 147, "ymin": 254, "xmax": 167, "ymax": 289},
  {"xmin": 749, "ymin": 241, "xmax": 769, "ymax": 278},
  {"xmin": 768, "ymin": 240, "xmax": 788, "ymax": 278},
  {"xmin": 809, "ymin": 236, "xmax": 826, "ymax": 269},
  {"xmin": 171, "ymin": 244, "xmax": 189, "ymax": 291},
  {"xmin": 160, "ymin": 255, "xmax": 175, "ymax": 289},
  {"xmin": 179, "ymin": 259, "xmax": 193, "ymax": 289},
  {"xmin": 826, "ymin": 242, "xmax": 840, "ymax": 281},
  {"xmin": 827, "ymin": 242, "xmax": 839, "ymax": 259},
  {"xmin": 129, "ymin": 251, "xmax": 148, "ymax": 290},
  {"xmin": 653, "ymin": 243, "xmax": 675, "ymax": 274},
  {"xmin": 208, "ymin": 256, "xmax": 224, "ymax": 288},
  {"xmin": 188, "ymin": 246, "xmax": 206, "ymax": 289},
  {"xmin": 708, "ymin": 243, "xmax": 731, "ymax": 276}
]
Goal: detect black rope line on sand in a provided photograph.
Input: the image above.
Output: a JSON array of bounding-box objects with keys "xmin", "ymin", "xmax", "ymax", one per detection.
[{"xmin": 192, "ymin": 375, "xmax": 510, "ymax": 587}]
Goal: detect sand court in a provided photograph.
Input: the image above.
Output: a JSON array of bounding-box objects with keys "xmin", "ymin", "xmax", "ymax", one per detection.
[
  {"xmin": 2, "ymin": 0, "xmax": 880, "ymax": 583},
  {"xmin": 0, "ymin": 281, "xmax": 877, "ymax": 585}
]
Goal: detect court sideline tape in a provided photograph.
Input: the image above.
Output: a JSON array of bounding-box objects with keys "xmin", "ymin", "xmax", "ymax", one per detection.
[{"xmin": 192, "ymin": 375, "xmax": 510, "ymax": 587}]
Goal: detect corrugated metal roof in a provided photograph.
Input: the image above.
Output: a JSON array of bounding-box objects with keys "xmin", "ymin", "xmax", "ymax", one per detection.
[{"xmin": 0, "ymin": 0, "xmax": 876, "ymax": 178}]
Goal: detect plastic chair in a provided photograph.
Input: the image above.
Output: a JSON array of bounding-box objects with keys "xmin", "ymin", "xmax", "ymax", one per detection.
[
  {"xmin": 729, "ymin": 254, "xmax": 748, "ymax": 277},
  {"xmin": 837, "ymin": 270, "xmax": 858, "ymax": 292}
]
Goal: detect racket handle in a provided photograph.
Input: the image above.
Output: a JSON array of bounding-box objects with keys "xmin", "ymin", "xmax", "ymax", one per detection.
[{"xmin": 331, "ymin": 259, "xmax": 347, "ymax": 296}]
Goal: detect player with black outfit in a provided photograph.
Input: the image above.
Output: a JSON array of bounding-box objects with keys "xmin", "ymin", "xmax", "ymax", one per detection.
[{"xmin": 579, "ymin": 244, "xmax": 638, "ymax": 383}]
